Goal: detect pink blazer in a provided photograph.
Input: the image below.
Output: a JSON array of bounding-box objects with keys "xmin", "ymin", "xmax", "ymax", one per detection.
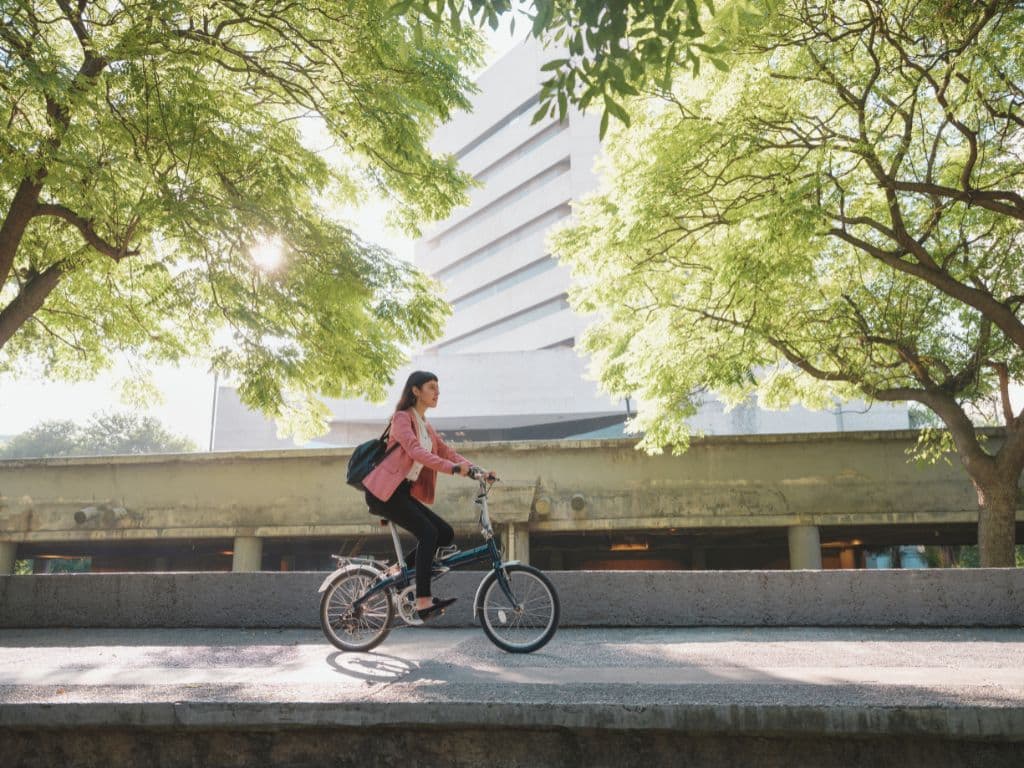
[{"xmin": 362, "ymin": 409, "xmax": 470, "ymax": 505}]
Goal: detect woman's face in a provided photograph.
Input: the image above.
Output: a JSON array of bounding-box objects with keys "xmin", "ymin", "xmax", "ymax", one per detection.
[{"xmin": 413, "ymin": 379, "xmax": 440, "ymax": 409}]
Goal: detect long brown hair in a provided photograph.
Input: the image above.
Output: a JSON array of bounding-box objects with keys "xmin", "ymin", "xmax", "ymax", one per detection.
[{"xmin": 394, "ymin": 370, "xmax": 438, "ymax": 412}]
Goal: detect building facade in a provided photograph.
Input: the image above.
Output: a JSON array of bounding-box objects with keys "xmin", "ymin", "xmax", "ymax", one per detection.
[{"xmin": 415, "ymin": 38, "xmax": 601, "ymax": 353}]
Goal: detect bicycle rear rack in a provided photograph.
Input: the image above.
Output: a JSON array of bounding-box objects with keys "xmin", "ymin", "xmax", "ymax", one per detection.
[{"xmin": 330, "ymin": 554, "xmax": 381, "ymax": 567}]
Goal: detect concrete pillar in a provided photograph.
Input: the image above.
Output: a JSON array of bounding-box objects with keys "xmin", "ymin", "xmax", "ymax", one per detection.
[
  {"xmin": 0, "ymin": 541, "xmax": 17, "ymax": 575},
  {"xmin": 787, "ymin": 525, "xmax": 822, "ymax": 570},
  {"xmin": 502, "ymin": 523, "xmax": 530, "ymax": 565},
  {"xmin": 232, "ymin": 536, "xmax": 263, "ymax": 572}
]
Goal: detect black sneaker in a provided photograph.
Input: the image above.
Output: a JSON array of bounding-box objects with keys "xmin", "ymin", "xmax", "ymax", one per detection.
[{"xmin": 417, "ymin": 597, "xmax": 457, "ymax": 621}]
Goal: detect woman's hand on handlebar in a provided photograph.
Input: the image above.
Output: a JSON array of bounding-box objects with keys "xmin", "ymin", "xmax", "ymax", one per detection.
[
  {"xmin": 453, "ymin": 461, "xmax": 472, "ymax": 476},
  {"xmin": 469, "ymin": 466, "xmax": 499, "ymax": 482}
]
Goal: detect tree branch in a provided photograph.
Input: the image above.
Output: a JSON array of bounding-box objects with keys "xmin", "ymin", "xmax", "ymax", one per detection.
[
  {"xmin": 889, "ymin": 180, "xmax": 1024, "ymax": 222},
  {"xmin": 828, "ymin": 227, "xmax": 1024, "ymax": 350},
  {"xmin": 990, "ymin": 360, "xmax": 1015, "ymax": 428},
  {"xmin": 35, "ymin": 204, "xmax": 137, "ymax": 261},
  {"xmin": 678, "ymin": 299, "xmax": 998, "ymax": 477}
]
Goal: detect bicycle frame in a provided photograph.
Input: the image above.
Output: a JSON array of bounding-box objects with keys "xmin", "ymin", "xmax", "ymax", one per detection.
[{"xmin": 348, "ymin": 475, "xmax": 519, "ymax": 611}]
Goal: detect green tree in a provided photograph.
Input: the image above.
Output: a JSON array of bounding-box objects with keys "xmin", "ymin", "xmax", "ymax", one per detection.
[
  {"xmin": 1, "ymin": 1, "xmax": 482, "ymax": 435},
  {"xmin": 408, "ymin": 0, "xmax": 766, "ymax": 136},
  {"xmin": 0, "ymin": 418, "xmax": 79, "ymax": 457},
  {"xmin": 553, "ymin": 0, "xmax": 1024, "ymax": 566},
  {"xmin": 0, "ymin": 411, "xmax": 195, "ymax": 458}
]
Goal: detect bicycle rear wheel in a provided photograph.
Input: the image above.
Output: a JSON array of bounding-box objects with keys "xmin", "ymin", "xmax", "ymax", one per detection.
[
  {"xmin": 477, "ymin": 564, "xmax": 559, "ymax": 653},
  {"xmin": 319, "ymin": 566, "xmax": 394, "ymax": 652}
]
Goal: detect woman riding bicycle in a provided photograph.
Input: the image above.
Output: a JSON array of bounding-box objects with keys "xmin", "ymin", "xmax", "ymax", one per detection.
[{"xmin": 362, "ymin": 370, "xmax": 495, "ymax": 621}]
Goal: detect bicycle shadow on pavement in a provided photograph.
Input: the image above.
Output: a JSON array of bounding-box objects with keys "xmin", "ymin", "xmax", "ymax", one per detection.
[{"xmin": 324, "ymin": 650, "xmax": 419, "ymax": 682}]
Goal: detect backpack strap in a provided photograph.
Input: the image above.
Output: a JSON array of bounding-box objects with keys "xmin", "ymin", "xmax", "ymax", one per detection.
[{"xmin": 379, "ymin": 416, "xmax": 399, "ymax": 458}]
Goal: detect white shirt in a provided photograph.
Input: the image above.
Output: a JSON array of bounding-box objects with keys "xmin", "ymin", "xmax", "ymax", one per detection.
[{"xmin": 405, "ymin": 410, "xmax": 433, "ymax": 482}]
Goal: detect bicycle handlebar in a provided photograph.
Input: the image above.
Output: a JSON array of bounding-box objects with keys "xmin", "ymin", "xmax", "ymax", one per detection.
[{"xmin": 468, "ymin": 466, "xmax": 498, "ymax": 482}]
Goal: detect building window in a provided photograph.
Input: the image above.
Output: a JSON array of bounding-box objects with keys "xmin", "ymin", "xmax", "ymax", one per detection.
[
  {"xmin": 449, "ymin": 256, "xmax": 561, "ymax": 312},
  {"xmin": 542, "ymin": 337, "xmax": 575, "ymax": 349},
  {"xmin": 474, "ymin": 121, "xmax": 567, "ymax": 186},
  {"xmin": 437, "ymin": 295, "xmax": 571, "ymax": 352},
  {"xmin": 453, "ymin": 95, "xmax": 542, "ymax": 160},
  {"xmin": 428, "ymin": 159, "xmax": 571, "ymax": 249},
  {"xmin": 435, "ymin": 204, "xmax": 571, "ymax": 282}
]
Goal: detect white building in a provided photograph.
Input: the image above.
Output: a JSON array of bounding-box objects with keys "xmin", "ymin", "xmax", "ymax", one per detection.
[
  {"xmin": 211, "ymin": 349, "xmax": 629, "ymax": 451},
  {"xmin": 212, "ymin": 38, "xmax": 908, "ymax": 450},
  {"xmin": 415, "ymin": 38, "xmax": 601, "ymax": 352}
]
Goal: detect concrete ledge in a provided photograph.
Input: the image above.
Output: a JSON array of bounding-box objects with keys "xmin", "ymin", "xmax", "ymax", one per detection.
[
  {"xmin": 4, "ymin": 722, "xmax": 1022, "ymax": 768},
  {"xmin": 1, "ymin": 569, "xmax": 1021, "ymax": 628},
  {"xmin": 3, "ymin": 700, "xmax": 1022, "ymax": 739}
]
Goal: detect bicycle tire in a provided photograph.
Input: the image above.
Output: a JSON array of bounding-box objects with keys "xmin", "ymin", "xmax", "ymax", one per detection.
[
  {"xmin": 476, "ymin": 564, "xmax": 559, "ymax": 653},
  {"xmin": 319, "ymin": 566, "xmax": 394, "ymax": 652}
]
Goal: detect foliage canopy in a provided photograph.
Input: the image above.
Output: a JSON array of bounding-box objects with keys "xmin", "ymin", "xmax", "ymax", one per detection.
[
  {"xmin": 552, "ymin": 0, "xmax": 1024, "ymax": 564},
  {"xmin": 1, "ymin": 1, "xmax": 483, "ymax": 435},
  {"xmin": 406, "ymin": 0, "xmax": 767, "ymax": 136}
]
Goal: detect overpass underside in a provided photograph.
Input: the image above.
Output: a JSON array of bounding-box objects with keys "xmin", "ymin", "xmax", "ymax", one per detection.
[
  {"xmin": 1, "ymin": 430, "xmax": 1020, "ymax": 573},
  {"xmin": 10, "ymin": 522, "xmax": 1024, "ymax": 575}
]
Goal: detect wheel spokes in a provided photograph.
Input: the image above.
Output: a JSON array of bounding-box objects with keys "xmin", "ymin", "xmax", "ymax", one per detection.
[
  {"xmin": 484, "ymin": 572, "xmax": 555, "ymax": 646},
  {"xmin": 328, "ymin": 575, "xmax": 389, "ymax": 641}
]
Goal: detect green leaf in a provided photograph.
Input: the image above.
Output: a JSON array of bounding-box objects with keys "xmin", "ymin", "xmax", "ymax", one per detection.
[
  {"xmin": 540, "ymin": 58, "xmax": 569, "ymax": 72},
  {"xmin": 387, "ymin": 1, "xmax": 415, "ymax": 18},
  {"xmin": 604, "ymin": 96, "xmax": 630, "ymax": 127},
  {"xmin": 532, "ymin": 0, "xmax": 554, "ymax": 37}
]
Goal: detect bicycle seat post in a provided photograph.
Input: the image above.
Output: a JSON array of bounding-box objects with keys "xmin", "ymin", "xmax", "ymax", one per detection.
[{"xmin": 382, "ymin": 519, "xmax": 408, "ymax": 571}]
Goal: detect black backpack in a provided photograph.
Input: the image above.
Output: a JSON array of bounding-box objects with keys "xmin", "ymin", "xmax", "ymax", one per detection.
[{"xmin": 346, "ymin": 421, "xmax": 399, "ymax": 491}]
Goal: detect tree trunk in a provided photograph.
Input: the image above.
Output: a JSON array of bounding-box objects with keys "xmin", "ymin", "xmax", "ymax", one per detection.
[
  {"xmin": 0, "ymin": 177, "xmax": 43, "ymax": 286},
  {"xmin": 0, "ymin": 262, "xmax": 66, "ymax": 348},
  {"xmin": 975, "ymin": 478, "xmax": 1020, "ymax": 567}
]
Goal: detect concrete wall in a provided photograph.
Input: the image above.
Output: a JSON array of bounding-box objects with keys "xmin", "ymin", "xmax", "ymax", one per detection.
[
  {"xmin": 1, "ymin": 431, "xmax": 1014, "ymax": 549},
  {"xmin": 2, "ymin": 569, "xmax": 1021, "ymax": 628},
  {"xmin": 0, "ymin": 430, "xmax": 1005, "ymax": 548}
]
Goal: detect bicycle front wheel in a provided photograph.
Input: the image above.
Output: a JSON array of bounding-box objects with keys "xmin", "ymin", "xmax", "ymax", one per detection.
[
  {"xmin": 477, "ymin": 564, "xmax": 559, "ymax": 653},
  {"xmin": 319, "ymin": 566, "xmax": 394, "ymax": 652}
]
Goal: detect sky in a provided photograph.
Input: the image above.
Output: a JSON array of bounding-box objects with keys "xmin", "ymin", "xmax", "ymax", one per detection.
[{"xmin": 0, "ymin": 20, "xmax": 530, "ymax": 447}]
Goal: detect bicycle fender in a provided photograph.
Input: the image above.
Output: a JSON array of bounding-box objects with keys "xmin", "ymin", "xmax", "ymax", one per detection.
[
  {"xmin": 317, "ymin": 563, "xmax": 378, "ymax": 593},
  {"xmin": 472, "ymin": 561, "xmax": 521, "ymax": 618}
]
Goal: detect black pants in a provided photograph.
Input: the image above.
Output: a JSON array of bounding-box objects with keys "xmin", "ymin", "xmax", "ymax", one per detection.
[{"xmin": 365, "ymin": 480, "xmax": 454, "ymax": 598}]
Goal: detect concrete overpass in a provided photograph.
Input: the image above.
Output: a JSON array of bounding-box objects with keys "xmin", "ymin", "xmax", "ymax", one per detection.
[{"xmin": 0, "ymin": 429, "xmax": 1020, "ymax": 574}]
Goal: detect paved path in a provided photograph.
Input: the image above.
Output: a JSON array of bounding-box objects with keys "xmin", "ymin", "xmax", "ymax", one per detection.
[
  {"xmin": 3, "ymin": 627, "xmax": 1024, "ymax": 767},
  {"xmin": 1, "ymin": 626, "xmax": 1023, "ymax": 714}
]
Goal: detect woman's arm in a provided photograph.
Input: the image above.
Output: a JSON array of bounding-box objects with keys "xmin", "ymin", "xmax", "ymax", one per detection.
[
  {"xmin": 391, "ymin": 411, "xmax": 456, "ymax": 475},
  {"xmin": 430, "ymin": 425, "xmax": 470, "ymax": 467}
]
